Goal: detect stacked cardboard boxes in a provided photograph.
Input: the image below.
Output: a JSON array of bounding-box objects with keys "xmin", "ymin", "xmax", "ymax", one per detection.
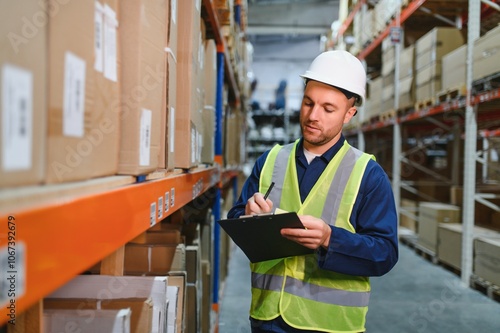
[
  {"xmin": 118, "ymin": 0, "xmax": 166, "ymax": 175},
  {"xmin": 441, "ymin": 44, "xmax": 467, "ymax": 94},
  {"xmin": 437, "ymin": 223, "xmax": 494, "ymax": 270},
  {"xmin": 46, "ymin": 275, "xmax": 169, "ymax": 333},
  {"xmin": 417, "ymin": 202, "xmax": 461, "ymax": 253},
  {"xmin": 366, "ymin": 77, "xmax": 383, "ymax": 121},
  {"xmin": 415, "ymin": 27, "xmax": 464, "ymax": 104},
  {"xmin": 381, "ymin": 38, "xmax": 395, "ymax": 113},
  {"xmin": 176, "ymin": 0, "xmax": 204, "ymax": 169},
  {"xmin": 474, "ymin": 233, "xmax": 500, "ymax": 287},
  {"xmin": 398, "ymin": 45, "xmax": 416, "ymax": 110},
  {"xmin": 45, "ymin": 0, "xmax": 121, "ymax": 183},
  {"xmin": 473, "ymin": 24, "xmax": 500, "ymax": 81}
]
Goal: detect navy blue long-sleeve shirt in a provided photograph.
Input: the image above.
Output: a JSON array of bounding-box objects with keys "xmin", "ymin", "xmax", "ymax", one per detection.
[{"xmin": 227, "ymin": 135, "xmax": 399, "ymax": 277}]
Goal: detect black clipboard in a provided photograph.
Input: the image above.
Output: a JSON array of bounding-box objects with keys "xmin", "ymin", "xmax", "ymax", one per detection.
[{"xmin": 217, "ymin": 212, "xmax": 314, "ymax": 263}]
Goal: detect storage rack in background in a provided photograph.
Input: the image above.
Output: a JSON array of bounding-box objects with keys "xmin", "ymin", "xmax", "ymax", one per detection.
[
  {"xmin": 331, "ymin": 0, "xmax": 500, "ymax": 293},
  {"xmin": 246, "ymin": 108, "xmax": 301, "ymax": 164},
  {"xmin": 0, "ymin": 0, "xmax": 243, "ymax": 329}
]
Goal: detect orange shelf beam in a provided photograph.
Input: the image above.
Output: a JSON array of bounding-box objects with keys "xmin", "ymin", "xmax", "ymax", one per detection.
[
  {"xmin": 0, "ymin": 167, "xmax": 222, "ymax": 325},
  {"xmin": 357, "ymin": 0, "xmax": 427, "ymax": 60}
]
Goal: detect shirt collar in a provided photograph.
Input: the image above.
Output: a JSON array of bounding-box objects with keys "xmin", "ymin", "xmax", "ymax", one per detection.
[{"xmin": 296, "ymin": 135, "xmax": 346, "ymax": 163}]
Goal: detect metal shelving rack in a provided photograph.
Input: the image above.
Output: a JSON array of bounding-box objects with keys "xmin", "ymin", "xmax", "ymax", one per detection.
[
  {"xmin": 0, "ymin": 0, "xmax": 242, "ymax": 326},
  {"xmin": 338, "ymin": 0, "xmax": 500, "ymax": 286}
]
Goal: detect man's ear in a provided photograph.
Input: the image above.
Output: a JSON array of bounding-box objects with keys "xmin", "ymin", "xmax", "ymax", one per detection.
[{"xmin": 344, "ymin": 107, "xmax": 357, "ymax": 123}]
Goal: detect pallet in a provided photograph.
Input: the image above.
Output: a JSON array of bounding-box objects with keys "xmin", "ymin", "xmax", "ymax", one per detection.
[
  {"xmin": 412, "ymin": 242, "xmax": 439, "ymax": 264},
  {"xmin": 470, "ymin": 274, "xmax": 500, "ymax": 303},
  {"xmin": 397, "ymin": 105, "xmax": 414, "ymax": 117},
  {"xmin": 437, "ymin": 84, "xmax": 467, "ymax": 103},
  {"xmin": 380, "ymin": 109, "xmax": 396, "ymax": 122},
  {"xmin": 472, "ymin": 72, "xmax": 500, "ymax": 94},
  {"xmin": 414, "ymin": 98, "xmax": 436, "ymax": 111},
  {"xmin": 437, "ymin": 260, "xmax": 461, "ymax": 277}
]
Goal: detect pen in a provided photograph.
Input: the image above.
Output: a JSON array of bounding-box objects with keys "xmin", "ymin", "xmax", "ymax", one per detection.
[{"xmin": 263, "ymin": 182, "xmax": 275, "ymax": 200}]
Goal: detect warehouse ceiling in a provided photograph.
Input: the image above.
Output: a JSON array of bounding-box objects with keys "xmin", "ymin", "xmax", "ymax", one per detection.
[{"xmin": 246, "ymin": 0, "xmax": 340, "ymax": 42}]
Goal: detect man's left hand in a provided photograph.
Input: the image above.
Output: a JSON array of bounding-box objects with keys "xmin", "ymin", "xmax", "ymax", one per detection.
[{"xmin": 280, "ymin": 215, "xmax": 331, "ymax": 250}]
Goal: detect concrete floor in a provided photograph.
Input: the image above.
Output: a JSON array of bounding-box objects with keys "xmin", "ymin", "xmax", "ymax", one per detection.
[{"xmin": 218, "ymin": 242, "xmax": 500, "ymax": 333}]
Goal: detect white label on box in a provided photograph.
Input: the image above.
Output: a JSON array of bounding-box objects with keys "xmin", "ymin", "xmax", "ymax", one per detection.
[
  {"xmin": 139, "ymin": 109, "xmax": 152, "ymax": 166},
  {"xmin": 94, "ymin": 2, "xmax": 104, "ymax": 73},
  {"xmin": 169, "ymin": 106, "xmax": 175, "ymax": 153},
  {"xmin": 1, "ymin": 64, "xmax": 33, "ymax": 171},
  {"xmin": 170, "ymin": 187, "xmax": 175, "ymax": 207},
  {"xmin": 104, "ymin": 4, "xmax": 118, "ymax": 82},
  {"xmin": 0, "ymin": 242, "xmax": 26, "ymax": 307},
  {"xmin": 63, "ymin": 52, "xmax": 86, "ymax": 138},
  {"xmin": 171, "ymin": 0, "xmax": 177, "ymax": 25}
]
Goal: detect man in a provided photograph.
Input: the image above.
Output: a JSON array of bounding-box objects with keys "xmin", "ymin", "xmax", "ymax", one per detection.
[{"xmin": 227, "ymin": 50, "xmax": 399, "ymax": 333}]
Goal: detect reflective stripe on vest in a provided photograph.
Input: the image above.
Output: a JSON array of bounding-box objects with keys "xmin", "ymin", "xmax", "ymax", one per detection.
[
  {"xmin": 252, "ymin": 272, "xmax": 370, "ymax": 307},
  {"xmin": 284, "ymin": 277, "xmax": 370, "ymax": 307},
  {"xmin": 268, "ymin": 143, "xmax": 294, "ymax": 208}
]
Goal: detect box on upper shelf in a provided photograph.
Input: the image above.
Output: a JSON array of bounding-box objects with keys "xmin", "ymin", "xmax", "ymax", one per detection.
[{"xmin": 0, "ymin": 0, "xmax": 47, "ymax": 187}]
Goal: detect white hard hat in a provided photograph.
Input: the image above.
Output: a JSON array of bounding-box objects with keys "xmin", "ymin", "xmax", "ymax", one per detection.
[{"xmin": 300, "ymin": 50, "xmax": 366, "ymax": 105}]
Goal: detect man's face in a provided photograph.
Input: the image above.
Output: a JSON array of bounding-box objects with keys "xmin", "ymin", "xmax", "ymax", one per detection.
[{"xmin": 300, "ymin": 80, "xmax": 357, "ymax": 153}]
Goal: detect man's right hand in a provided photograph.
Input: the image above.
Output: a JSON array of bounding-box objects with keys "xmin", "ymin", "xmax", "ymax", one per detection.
[{"xmin": 244, "ymin": 192, "xmax": 273, "ymax": 216}]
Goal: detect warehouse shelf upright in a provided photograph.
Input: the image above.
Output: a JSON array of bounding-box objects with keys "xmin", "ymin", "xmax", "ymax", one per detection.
[
  {"xmin": 338, "ymin": 0, "xmax": 500, "ymax": 289},
  {"xmin": 0, "ymin": 0, "xmax": 242, "ymax": 328}
]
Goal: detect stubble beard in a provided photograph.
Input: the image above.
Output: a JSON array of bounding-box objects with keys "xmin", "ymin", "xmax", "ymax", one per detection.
[{"xmin": 301, "ymin": 120, "xmax": 332, "ymax": 147}]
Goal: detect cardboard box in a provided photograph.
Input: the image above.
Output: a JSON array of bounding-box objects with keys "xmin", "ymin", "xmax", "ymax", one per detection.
[
  {"xmin": 398, "ymin": 75, "xmax": 415, "ymax": 110},
  {"xmin": 416, "ymin": 78, "xmax": 441, "ymax": 103},
  {"xmin": 400, "ymin": 198, "xmax": 418, "ymax": 232},
  {"xmin": 160, "ymin": 50, "xmax": 177, "ymax": 171},
  {"xmin": 185, "ymin": 245, "xmax": 201, "ymax": 333},
  {"xmin": 118, "ymin": 0, "xmax": 166, "ymax": 175},
  {"xmin": 399, "ymin": 45, "xmax": 415, "ymax": 80},
  {"xmin": 44, "ymin": 308, "xmax": 131, "ymax": 333},
  {"xmin": 417, "ymin": 202, "xmax": 461, "ymax": 253},
  {"xmin": 201, "ymin": 39, "xmax": 217, "ymax": 164},
  {"xmin": 0, "ymin": 0, "xmax": 47, "ymax": 187},
  {"xmin": 125, "ymin": 243, "xmax": 178, "ymax": 275},
  {"xmin": 159, "ymin": 0, "xmax": 178, "ymax": 171},
  {"xmin": 167, "ymin": 273, "xmax": 186, "ymax": 333},
  {"xmin": 46, "ymin": 0, "xmax": 121, "ymax": 183},
  {"xmin": 125, "ymin": 228, "xmax": 181, "ymax": 275},
  {"xmin": 437, "ymin": 223, "xmax": 494, "ymax": 270},
  {"xmin": 473, "ymin": 25, "xmax": 500, "ymax": 81},
  {"xmin": 365, "ymin": 76, "xmax": 383, "ymax": 120},
  {"xmin": 200, "ymin": 260, "xmax": 212, "ymax": 333},
  {"xmin": 166, "ymin": 0, "xmax": 178, "ymax": 57},
  {"xmin": 175, "ymin": 0, "xmax": 203, "ymax": 169},
  {"xmin": 415, "ymin": 27, "xmax": 464, "ymax": 70},
  {"xmin": 185, "ymin": 284, "xmax": 199, "ymax": 333},
  {"xmin": 442, "ymin": 44, "xmax": 466, "ymax": 91},
  {"xmin": 416, "ymin": 62, "xmax": 442, "ymax": 87},
  {"xmin": 48, "ymin": 275, "xmax": 169, "ymax": 333},
  {"xmin": 474, "ymin": 234, "xmax": 500, "ymax": 286},
  {"xmin": 44, "ymin": 298, "xmax": 153, "ymax": 333},
  {"xmin": 130, "ymin": 228, "xmax": 182, "ymax": 244}
]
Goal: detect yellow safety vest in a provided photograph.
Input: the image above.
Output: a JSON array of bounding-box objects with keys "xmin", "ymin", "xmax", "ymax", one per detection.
[{"xmin": 250, "ymin": 139, "xmax": 374, "ymax": 333}]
